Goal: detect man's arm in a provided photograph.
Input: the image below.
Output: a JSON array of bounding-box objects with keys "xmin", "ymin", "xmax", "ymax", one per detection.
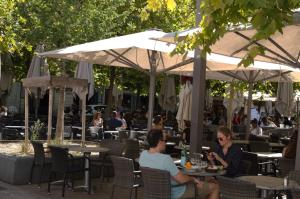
[{"xmin": 172, "ymin": 171, "xmax": 195, "ymax": 184}]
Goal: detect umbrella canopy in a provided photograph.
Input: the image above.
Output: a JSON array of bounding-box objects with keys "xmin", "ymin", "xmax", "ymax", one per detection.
[
  {"xmin": 74, "ymin": 61, "xmax": 94, "ymax": 100},
  {"xmin": 168, "ymin": 53, "xmax": 300, "ymax": 82},
  {"xmin": 159, "ymin": 76, "xmax": 177, "ymax": 112},
  {"xmin": 275, "ymin": 82, "xmax": 294, "ymax": 116},
  {"xmin": 27, "ymin": 45, "xmax": 50, "ymax": 97},
  {"xmin": 39, "ymin": 30, "xmax": 193, "ymax": 73},
  {"xmin": 39, "ymin": 30, "xmax": 197, "ymax": 129},
  {"xmin": 156, "ymin": 11, "xmax": 300, "ymax": 68}
]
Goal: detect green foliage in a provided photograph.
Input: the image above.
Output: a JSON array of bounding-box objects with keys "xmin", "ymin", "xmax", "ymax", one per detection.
[
  {"xmin": 146, "ymin": 0, "xmax": 300, "ymax": 67},
  {"xmin": 30, "ymin": 119, "xmax": 44, "ymax": 140}
]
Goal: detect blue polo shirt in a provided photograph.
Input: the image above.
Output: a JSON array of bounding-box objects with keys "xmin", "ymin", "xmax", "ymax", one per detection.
[{"xmin": 139, "ymin": 150, "xmax": 185, "ymax": 199}]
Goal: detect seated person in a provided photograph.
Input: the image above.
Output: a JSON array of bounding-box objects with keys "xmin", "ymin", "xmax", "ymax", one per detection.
[
  {"xmin": 282, "ymin": 131, "xmax": 298, "ymax": 159},
  {"xmin": 250, "ymin": 119, "xmax": 263, "ymax": 136},
  {"xmin": 182, "ymin": 120, "xmax": 191, "ymax": 144},
  {"xmin": 260, "ymin": 116, "xmax": 277, "ymax": 127},
  {"xmin": 106, "ymin": 111, "xmax": 122, "ymax": 130},
  {"xmin": 139, "ymin": 129, "xmax": 219, "ymax": 199},
  {"xmin": 207, "ymin": 126, "xmax": 243, "ymax": 177},
  {"xmin": 92, "ymin": 112, "xmax": 103, "ymax": 128},
  {"xmin": 152, "ymin": 115, "xmax": 164, "ymax": 130}
]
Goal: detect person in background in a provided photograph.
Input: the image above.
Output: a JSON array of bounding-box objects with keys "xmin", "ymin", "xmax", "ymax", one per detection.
[
  {"xmin": 0, "ymin": 106, "xmax": 8, "ymax": 117},
  {"xmin": 106, "ymin": 111, "xmax": 123, "ymax": 130},
  {"xmin": 140, "ymin": 129, "xmax": 219, "ymax": 199},
  {"xmin": 260, "ymin": 116, "xmax": 277, "ymax": 127},
  {"xmin": 182, "ymin": 120, "xmax": 191, "ymax": 144},
  {"xmin": 119, "ymin": 112, "xmax": 127, "ymax": 129},
  {"xmin": 93, "ymin": 112, "xmax": 103, "ymax": 128},
  {"xmin": 250, "ymin": 119, "xmax": 263, "ymax": 136},
  {"xmin": 282, "ymin": 131, "xmax": 298, "ymax": 159},
  {"xmin": 152, "ymin": 115, "xmax": 164, "ymax": 130},
  {"xmin": 207, "ymin": 126, "xmax": 243, "ymax": 177}
]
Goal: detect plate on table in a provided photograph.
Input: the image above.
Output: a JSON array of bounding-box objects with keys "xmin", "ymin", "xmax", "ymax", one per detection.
[{"xmin": 205, "ymin": 165, "xmax": 219, "ymax": 173}]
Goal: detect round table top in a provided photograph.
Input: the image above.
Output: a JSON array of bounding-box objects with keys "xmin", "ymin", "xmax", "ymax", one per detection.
[
  {"xmin": 70, "ymin": 146, "xmax": 110, "ymax": 153},
  {"xmin": 174, "ymin": 145, "xmax": 210, "ymax": 151},
  {"xmin": 237, "ymin": 176, "xmax": 299, "ymax": 191},
  {"xmin": 181, "ymin": 168, "xmax": 226, "ymax": 177},
  {"xmin": 253, "ymin": 152, "xmax": 282, "ymax": 159}
]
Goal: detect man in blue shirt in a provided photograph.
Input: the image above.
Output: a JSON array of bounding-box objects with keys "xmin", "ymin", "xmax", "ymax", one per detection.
[
  {"xmin": 106, "ymin": 111, "xmax": 123, "ymax": 130},
  {"xmin": 139, "ymin": 129, "xmax": 219, "ymax": 199}
]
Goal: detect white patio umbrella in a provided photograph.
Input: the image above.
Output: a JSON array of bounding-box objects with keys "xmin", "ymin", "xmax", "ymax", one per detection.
[
  {"xmin": 27, "ymin": 45, "xmax": 50, "ymax": 94},
  {"xmin": 40, "ymin": 30, "xmax": 191, "ymax": 129},
  {"xmin": 156, "ymin": 11, "xmax": 300, "ymax": 68},
  {"xmin": 176, "ymin": 80, "xmax": 192, "ymax": 131},
  {"xmin": 39, "ymin": 30, "xmax": 248, "ymax": 130},
  {"xmin": 27, "ymin": 45, "xmax": 49, "ymax": 118},
  {"xmin": 168, "ymin": 55, "xmax": 300, "ymax": 133},
  {"xmin": 159, "ymin": 76, "xmax": 177, "ymax": 112},
  {"xmin": 74, "ymin": 61, "xmax": 94, "ymax": 100},
  {"xmin": 275, "ymin": 82, "xmax": 294, "ymax": 117}
]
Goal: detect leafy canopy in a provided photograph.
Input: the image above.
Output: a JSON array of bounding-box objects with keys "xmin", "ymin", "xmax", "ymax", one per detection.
[{"xmin": 145, "ymin": 0, "xmax": 300, "ymax": 67}]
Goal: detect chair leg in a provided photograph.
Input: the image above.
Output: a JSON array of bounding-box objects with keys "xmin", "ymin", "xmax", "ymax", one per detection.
[
  {"xmin": 110, "ymin": 185, "xmax": 115, "ymax": 199},
  {"xmin": 129, "ymin": 189, "xmax": 132, "ymax": 199},
  {"xmin": 62, "ymin": 173, "xmax": 67, "ymax": 197},
  {"xmin": 48, "ymin": 172, "xmax": 53, "ymax": 194},
  {"xmin": 134, "ymin": 187, "xmax": 137, "ymax": 199},
  {"xmin": 88, "ymin": 169, "xmax": 92, "ymax": 194},
  {"xmin": 29, "ymin": 163, "xmax": 35, "ymax": 184},
  {"xmin": 38, "ymin": 166, "xmax": 44, "ymax": 188}
]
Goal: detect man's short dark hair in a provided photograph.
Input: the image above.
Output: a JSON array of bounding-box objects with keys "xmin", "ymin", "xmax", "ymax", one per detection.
[
  {"xmin": 153, "ymin": 115, "xmax": 162, "ymax": 125},
  {"xmin": 147, "ymin": 129, "xmax": 163, "ymax": 148}
]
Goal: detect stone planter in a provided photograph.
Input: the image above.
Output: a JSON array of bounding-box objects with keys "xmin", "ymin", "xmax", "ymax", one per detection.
[{"xmin": 0, "ymin": 153, "xmax": 33, "ymax": 185}]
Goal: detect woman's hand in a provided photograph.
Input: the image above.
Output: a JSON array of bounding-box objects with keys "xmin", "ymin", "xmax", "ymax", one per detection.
[
  {"xmin": 212, "ymin": 152, "xmax": 222, "ymax": 162},
  {"xmin": 206, "ymin": 152, "xmax": 214, "ymax": 161}
]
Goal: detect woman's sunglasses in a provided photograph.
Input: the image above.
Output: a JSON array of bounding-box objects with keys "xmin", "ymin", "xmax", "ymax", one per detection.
[{"xmin": 217, "ymin": 137, "xmax": 224, "ymax": 141}]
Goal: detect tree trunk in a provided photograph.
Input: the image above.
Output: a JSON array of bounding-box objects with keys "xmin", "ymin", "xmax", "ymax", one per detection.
[{"xmin": 105, "ymin": 67, "xmax": 116, "ymax": 118}]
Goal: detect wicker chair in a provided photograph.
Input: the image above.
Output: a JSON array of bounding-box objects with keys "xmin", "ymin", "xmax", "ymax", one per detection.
[
  {"xmin": 291, "ymin": 188, "xmax": 300, "ymax": 199},
  {"xmin": 140, "ymin": 167, "xmax": 172, "ymax": 199},
  {"xmin": 123, "ymin": 139, "xmax": 140, "ymax": 160},
  {"xmin": 48, "ymin": 146, "xmax": 89, "ymax": 197},
  {"xmin": 278, "ymin": 158, "xmax": 295, "ymax": 177},
  {"xmin": 30, "ymin": 141, "xmax": 51, "ymax": 187},
  {"xmin": 91, "ymin": 139, "xmax": 125, "ymax": 180},
  {"xmin": 242, "ymin": 151, "xmax": 258, "ymax": 175},
  {"xmin": 217, "ymin": 176, "xmax": 258, "ymax": 199},
  {"xmin": 289, "ymin": 170, "xmax": 300, "ymax": 184},
  {"xmin": 111, "ymin": 156, "xmax": 141, "ymax": 199},
  {"xmin": 249, "ymin": 141, "xmax": 270, "ymax": 152}
]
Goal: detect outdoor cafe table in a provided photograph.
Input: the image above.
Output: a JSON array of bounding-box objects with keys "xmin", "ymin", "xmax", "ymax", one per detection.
[
  {"xmin": 104, "ymin": 131, "xmax": 119, "ymax": 139},
  {"xmin": 174, "ymin": 145, "xmax": 211, "ymax": 151},
  {"xmin": 62, "ymin": 145, "xmax": 110, "ymax": 192},
  {"xmin": 5, "ymin": 125, "xmax": 25, "ymax": 129},
  {"xmin": 237, "ymin": 175, "xmax": 299, "ymax": 198},
  {"xmin": 181, "ymin": 168, "xmax": 226, "ymax": 177},
  {"xmin": 252, "ymin": 152, "xmax": 283, "ymax": 159}
]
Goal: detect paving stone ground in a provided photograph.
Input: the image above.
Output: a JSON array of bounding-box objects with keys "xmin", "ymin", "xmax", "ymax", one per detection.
[{"xmin": 0, "ymin": 179, "xmax": 142, "ymax": 199}]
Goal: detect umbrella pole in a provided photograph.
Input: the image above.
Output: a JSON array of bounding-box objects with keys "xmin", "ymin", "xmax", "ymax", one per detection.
[
  {"xmin": 81, "ymin": 91, "xmax": 87, "ymax": 146},
  {"xmin": 55, "ymin": 88, "xmax": 65, "ymax": 144},
  {"xmin": 190, "ymin": 0, "xmax": 205, "ymax": 153},
  {"xmin": 246, "ymin": 71, "xmax": 254, "ymax": 138},
  {"xmin": 24, "ymin": 88, "xmax": 30, "ymax": 153},
  {"xmin": 297, "ymin": 116, "xmax": 300, "ymax": 170},
  {"xmin": 47, "ymin": 87, "xmax": 54, "ymax": 143},
  {"xmin": 147, "ymin": 65, "xmax": 156, "ymax": 130}
]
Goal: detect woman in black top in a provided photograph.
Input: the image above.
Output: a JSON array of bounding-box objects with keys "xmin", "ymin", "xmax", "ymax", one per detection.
[{"xmin": 207, "ymin": 126, "xmax": 243, "ymax": 177}]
